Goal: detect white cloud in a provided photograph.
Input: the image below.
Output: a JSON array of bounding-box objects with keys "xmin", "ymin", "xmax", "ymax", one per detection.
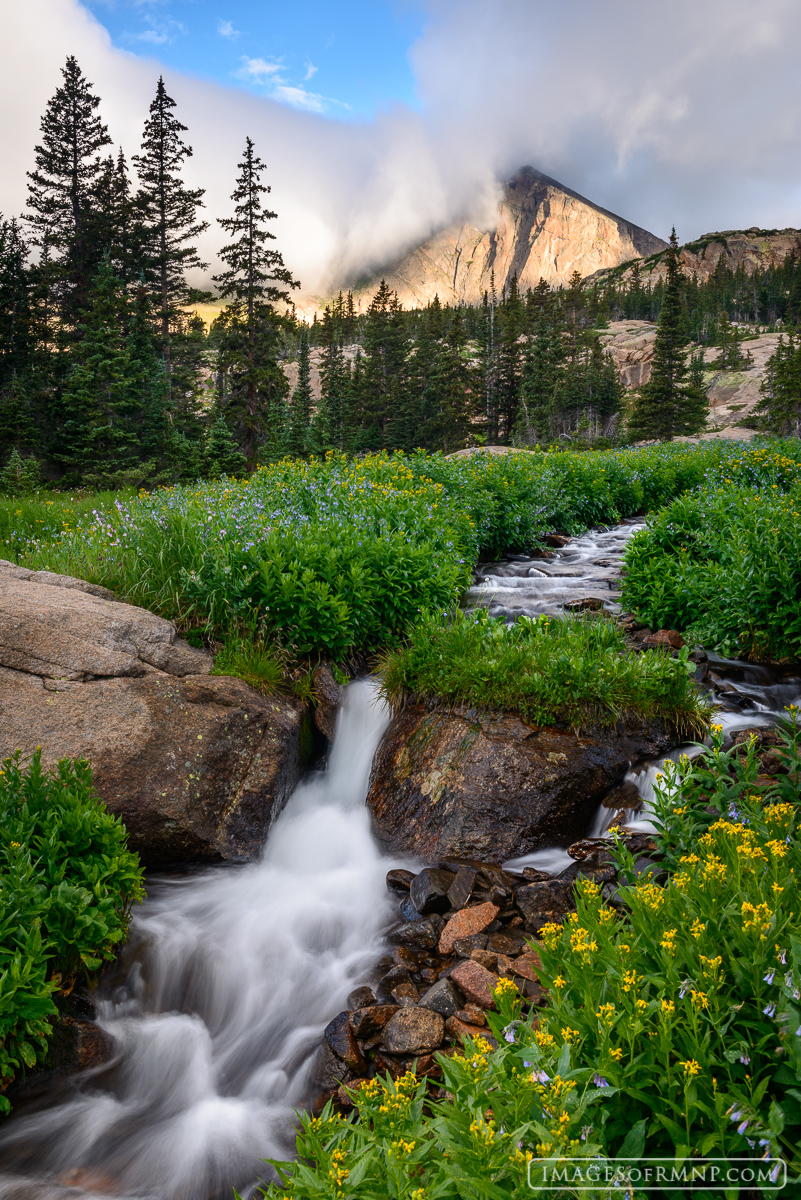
[
  {"xmin": 216, "ymin": 18, "xmax": 239, "ymax": 40},
  {"xmin": 303, "ymin": 60, "xmax": 318, "ymax": 82},
  {"xmin": 234, "ymin": 55, "xmax": 283, "ymax": 83},
  {"xmin": 4, "ymin": 0, "xmax": 801, "ymax": 301}
]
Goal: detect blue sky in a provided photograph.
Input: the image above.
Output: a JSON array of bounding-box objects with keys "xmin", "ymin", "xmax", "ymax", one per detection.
[{"xmin": 83, "ymin": 0, "xmax": 427, "ymax": 117}]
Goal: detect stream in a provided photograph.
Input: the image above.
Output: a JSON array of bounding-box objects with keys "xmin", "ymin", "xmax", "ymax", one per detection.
[{"xmin": 1, "ymin": 522, "xmax": 800, "ymax": 1199}]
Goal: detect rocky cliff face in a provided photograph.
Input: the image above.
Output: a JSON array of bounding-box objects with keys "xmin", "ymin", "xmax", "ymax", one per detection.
[
  {"xmin": 591, "ymin": 227, "xmax": 801, "ymax": 290},
  {"xmin": 346, "ymin": 167, "xmax": 666, "ymax": 311}
]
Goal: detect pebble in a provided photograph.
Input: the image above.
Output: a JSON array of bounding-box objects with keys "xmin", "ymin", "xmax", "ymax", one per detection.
[{"xmin": 438, "ymin": 901, "xmax": 500, "ymax": 954}]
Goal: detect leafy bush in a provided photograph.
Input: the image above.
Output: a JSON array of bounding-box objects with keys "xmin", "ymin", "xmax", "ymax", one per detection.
[
  {"xmin": 379, "ymin": 609, "xmax": 710, "ymax": 734},
  {"xmin": 622, "ymin": 469, "xmax": 801, "ymax": 661},
  {"xmin": 260, "ymin": 715, "xmax": 801, "ymax": 1197},
  {"xmin": 0, "ymin": 751, "xmax": 144, "ymax": 1109}
]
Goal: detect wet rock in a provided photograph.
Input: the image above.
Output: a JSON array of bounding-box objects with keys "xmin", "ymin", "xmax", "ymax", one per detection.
[
  {"xmin": 391, "ymin": 920, "xmax": 439, "ymax": 950},
  {"xmin": 399, "ymin": 895, "xmax": 424, "ymax": 923},
  {"xmin": 452, "ymin": 933, "xmax": 488, "ymax": 957},
  {"xmin": 507, "ymin": 950, "xmax": 542, "ymax": 982},
  {"xmin": 418, "ymin": 977, "xmax": 463, "ymax": 1017},
  {"xmin": 367, "ymin": 704, "xmax": 680, "ymax": 861},
  {"xmin": 544, "ymin": 533, "xmax": 571, "ymax": 548},
  {"xmin": 380, "ymin": 965, "xmax": 411, "ymax": 990},
  {"xmin": 470, "ymin": 948, "xmax": 499, "ymax": 972},
  {"xmin": 450, "ymin": 959, "xmax": 499, "ymax": 1009},
  {"xmin": 521, "ymin": 867, "xmax": 551, "ymax": 882},
  {"xmin": 514, "ymin": 880, "xmax": 574, "ymax": 930},
  {"xmin": 558, "ymin": 861, "xmax": 616, "ymax": 884},
  {"xmin": 641, "ymin": 629, "xmax": 686, "ymax": 650},
  {"xmin": 461, "ymin": 1003, "xmax": 487, "ymax": 1025},
  {"xmin": 439, "ymin": 901, "xmax": 499, "ymax": 955},
  {"xmin": 350, "ymin": 1005, "xmax": 398, "ymax": 1041},
  {"xmin": 486, "ymin": 930, "xmax": 529, "ymax": 955},
  {"xmin": 410, "ymin": 867, "xmax": 455, "ymax": 915},
  {"xmin": 386, "ymin": 868, "xmax": 416, "ymax": 892},
  {"xmin": 563, "ymin": 597, "xmax": 603, "ymax": 612},
  {"xmin": 601, "ymin": 780, "xmax": 643, "ymax": 810},
  {"xmin": 371, "ymin": 1050, "xmax": 408, "ymax": 1080},
  {"xmin": 446, "ymin": 1015, "xmax": 497, "ymax": 1046},
  {"xmin": 314, "ymin": 1041, "xmax": 358, "ymax": 1090},
  {"xmin": 348, "ymin": 986, "xmax": 376, "ymax": 1010},
  {"xmin": 391, "ymin": 980, "xmax": 420, "ymax": 1004},
  {"xmin": 324, "ymin": 1011, "xmax": 367, "ymax": 1073},
  {"xmin": 312, "ymin": 664, "xmax": 343, "ymax": 740},
  {"xmin": 447, "ymin": 866, "xmax": 476, "ymax": 910},
  {"xmin": 381, "ymin": 1007, "xmax": 445, "ymax": 1055}
]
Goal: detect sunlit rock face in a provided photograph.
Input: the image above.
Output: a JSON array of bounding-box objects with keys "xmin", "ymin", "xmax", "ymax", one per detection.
[{"xmin": 350, "ymin": 167, "xmax": 667, "ymax": 309}]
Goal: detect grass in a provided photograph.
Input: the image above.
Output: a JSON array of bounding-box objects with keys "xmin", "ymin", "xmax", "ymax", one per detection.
[
  {"xmin": 378, "ymin": 609, "xmax": 710, "ymax": 734},
  {"xmin": 211, "ymin": 637, "xmax": 285, "ymax": 695}
]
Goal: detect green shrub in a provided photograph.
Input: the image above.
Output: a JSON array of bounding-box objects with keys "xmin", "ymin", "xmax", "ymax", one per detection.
[
  {"xmin": 211, "ymin": 637, "xmax": 285, "ymax": 695},
  {"xmin": 622, "ymin": 464, "xmax": 801, "ymax": 661},
  {"xmin": 0, "ymin": 751, "xmax": 144, "ymax": 1109},
  {"xmin": 379, "ymin": 609, "xmax": 710, "ymax": 734}
]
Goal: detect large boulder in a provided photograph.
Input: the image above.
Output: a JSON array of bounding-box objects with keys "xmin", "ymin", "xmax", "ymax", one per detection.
[
  {"xmin": 366, "ymin": 704, "xmax": 678, "ymax": 861},
  {"xmin": 0, "ymin": 562, "xmax": 303, "ymax": 862}
]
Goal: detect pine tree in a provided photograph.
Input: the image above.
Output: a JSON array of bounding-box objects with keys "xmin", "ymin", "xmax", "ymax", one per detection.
[
  {"xmin": 134, "ymin": 78, "xmax": 208, "ymax": 377},
  {"xmin": 287, "ymin": 323, "xmax": 312, "ymax": 455},
  {"xmin": 357, "ymin": 280, "xmax": 409, "ymax": 447},
  {"xmin": 757, "ymin": 333, "xmax": 801, "ymax": 436},
  {"xmin": 478, "ymin": 275, "xmax": 499, "ymax": 441},
  {"xmin": 205, "ymin": 416, "xmax": 247, "ymax": 478},
  {"xmin": 89, "ymin": 150, "xmax": 142, "ymax": 291},
  {"xmin": 25, "ymin": 56, "xmax": 112, "ymax": 326},
  {"xmin": 628, "ymin": 230, "xmax": 707, "ymax": 441},
  {"xmin": 424, "ymin": 309, "xmax": 476, "ymax": 451},
  {"xmin": 60, "ymin": 255, "xmax": 139, "ymax": 479},
  {"xmin": 212, "ymin": 136, "xmax": 298, "ymax": 463}
]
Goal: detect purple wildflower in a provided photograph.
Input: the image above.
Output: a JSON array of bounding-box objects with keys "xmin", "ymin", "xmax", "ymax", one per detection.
[
  {"xmin": 593, "ymin": 1074, "xmax": 610, "ymax": 1088},
  {"xmin": 764, "ymin": 1003, "xmax": 777, "ymax": 1018}
]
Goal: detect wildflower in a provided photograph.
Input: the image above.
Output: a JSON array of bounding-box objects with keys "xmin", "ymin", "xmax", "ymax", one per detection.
[
  {"xmin": 552, "ymin": 976, "xmax": 566, "ymax": 989},
  {"xmin": 690, "ymin": 918, "xmax": 706, "ymax": 939},
  {"xmin": 661, "ymin": 999, "xmax": 675, "ymax": 1016},
  {"xmin": 532, "ymin": 1069, "xmax": 550, "ymax": 1083},
  {"xmin": 681, "ymin": 1060, "xmax": 701, "ymax": 1077},
  {"xmin": 679, "ymin": 981, "xmax": 691, "ymax": 999},
  {"xmin": 580, "ymin": 1125, "xmax": 593, "ymax": 1141},
  {"xmin": 764, "ymin": 1003, "xmax": 777, "ymax": 1018},
  {"xmin": 593, "ymin": 1074, "xmax": 610, "ymax": 1088},
  {"xmin": 609, "ymin": 1047, "xmax": 624, "ymax": 1061},
  {"xmin": 764, "ymin": 971, "xmax": 775, "ymax": 985},
  {"xmin": 503, "ymin": 1023, "xmax": 518, "ymax": 1044}
]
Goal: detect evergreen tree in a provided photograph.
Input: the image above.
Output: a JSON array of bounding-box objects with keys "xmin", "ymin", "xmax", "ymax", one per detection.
[
  {"xmin": 316, "ymin": 305, "xmax": 351, "ymax": 451},
  {"xmin": 25, "ymin": 56, "xmax": 112, "ymax": 325},
  {"xmin": 205, "ymin": 416, "xmax": 247, "ymax": 477},
  {"xmin": 628, "ymin": 230, "xmax": 707, "ymax": 440},
  {"xmin": 757, "ymin": 333, "xmax": 801, "ymax": 436},
  {"xmin": 134, "ymin": 78, "xmax": 208, "ymax": 377},
  {"xmin": 357, "ymin": 280, "xmax": 410, "ymax": 447},
  {"xmin": 59, "ymin": 255, "xmax": 139, "ymax": 478},
  {"xmin": 212, "ymin": 136, "xmax": 298, "ymax": 463},
  {"xmin": 89, "ymin": 150, "xmax": 142, "ymax": 291},
  {"xmin": 0, "ymin": 217, "xmax": 33, "ymax": 391},
  {"xmin": 287, "ymin": 323, "xmax": 312, "ymax": 455},
  {"xmin": 478, "ymin": 276, "xmax": 499, "ymax": 440},
  {"xmin": 424, "ymin": 308, "xmax": 476, "ymax": 451}
]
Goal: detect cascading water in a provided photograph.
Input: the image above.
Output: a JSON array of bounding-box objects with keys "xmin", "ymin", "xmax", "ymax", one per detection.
[{"xmin": 0, "ymin": 680, "xmax": 396, "ymax": 1200}]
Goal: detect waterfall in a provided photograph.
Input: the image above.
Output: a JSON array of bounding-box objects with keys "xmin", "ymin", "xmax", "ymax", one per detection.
[{"xmin": 0, "ymin": 680, "xmax": 394, "ymax": 1200}]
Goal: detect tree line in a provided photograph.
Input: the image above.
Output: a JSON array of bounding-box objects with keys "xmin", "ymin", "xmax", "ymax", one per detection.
[{"xmin": 1, "ymin": 55, "xmax": 797, "ymax": 487}]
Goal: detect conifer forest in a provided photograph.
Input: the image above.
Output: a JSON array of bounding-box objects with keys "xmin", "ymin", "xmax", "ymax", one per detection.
[{"xmin": 3, "ymin": 56, "xmax": 801, "ymax": 489}]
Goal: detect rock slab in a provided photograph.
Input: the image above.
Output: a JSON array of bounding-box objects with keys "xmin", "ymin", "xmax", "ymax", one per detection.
[
  {"xmin": 367, "ymin": 704, "xmax": 679, "ymax": 861},
  {"xmin": 0, "ymin": 564, "xmax": 302, "ymax": 862}
]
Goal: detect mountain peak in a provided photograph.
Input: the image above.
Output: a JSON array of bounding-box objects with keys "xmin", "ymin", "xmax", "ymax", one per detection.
[{"xmin": 346, "ymin": 166, "xmax": 667, "ymax": 309}]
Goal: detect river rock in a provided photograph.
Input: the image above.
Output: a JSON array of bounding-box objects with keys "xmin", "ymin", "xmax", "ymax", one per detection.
[
  {"xmin": 447, "ymin": 866, "xmax": 476, "ymax": 910},
  {"xmin": 446, "ymin": 1015, "xmax": 497, "ymax": 1047},
  {"xmin": 386, "ymin": 868, "xmax": 415, "ymax": 892},
  {"xmin": 381, "ymin": 1007, "xmax": 445, "ymax": 1054},
  {"xmin": 410, "ymin": 867, "xmax": 455, "ymax": 914},
  {"xmin": 391, "ymin": 919, "xmax": 440, "ymax": 950},
  {"xmin": 418, "ymin": 978, "xmax": 463, "ymax": 1018},
  {"xmin": 324, "ymin": 1011, "xmax": 367, "ymax": 1073},
  {"xmin": 347, "ymin": 986, "xmax": 376, "ymax": 1010},
  {"xmin": 450, "ymin": 960, "xmax": 499, "ymax": 1008},
  {"xmin": 0, "ymin": 565, "xmax": 303, "ymax": 863},
  {"xmin": 515, "ymin": 880, "xmax": 574, "ymax": 930},
  {"xmin": 366, "ymin": 704, "xmax": 679, "ymax": 861},
  {"xmin": 313, "ymin": 664, "xmax": 343, "ymax": 740},
  {"xmin": 350, "ymin": 1004, "xmax": 398, "ymax": 1041},
  {"xmin": 439, "ymin": 902, "xmax": 499, "ymax": 955}
]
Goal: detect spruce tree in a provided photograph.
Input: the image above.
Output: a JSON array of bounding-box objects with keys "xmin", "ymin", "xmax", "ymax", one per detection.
[
  {"xmin": 628, "ymin": 230, "xmax": 707, "ymax": 441},
  {"xmin": 757, "ymin": 333, "xmax": 801, "ymax": 435},
  {"xmin": 287, "ymin": 323, "xmax": 312, "ymax": 455},
  {"xmin": 60, "ymin": 255, "xmax": 139, "ymax": 479},
  {"xmin": 206, "ymin": 416, "xmax": 247, "ymax": 478},
  {"xmin": 424, "ymin": 309, "xmax": 476, "ymax": 451},
  {"xmin": 213, "ymin": 136, "xmax": 298, "ymax": 463},
  {"xmin": 89, "ymin": 150, "xmax": 142, "ymax": 292},
  {"xmin": 134, "ymin": 78, "xmax": 208, "ymax": 376},
  {"xmin": 357, "ymin": 280, "xmax": 410, "ymax": 447},
  {"xmin": 25, "ymin": 56, "xmax": 112, "ymax": 325}
]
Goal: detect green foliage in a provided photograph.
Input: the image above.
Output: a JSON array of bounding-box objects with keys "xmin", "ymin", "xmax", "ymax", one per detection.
[
  {"xmin": 628, "ymin": 230, "xmax": 708, "ymax": 441},
  {"xmin": 0, "ymin": 750, "xmax": 144, "ymax": 1109},
  {"xmin": 0, "ymin": 449, "xmax": 41, "ymax": 496},
  {"xmin": 379, "ymin": 609, "xmax": 709, "ymax": 733},
  {"xmin": 621, "ymin": 444, "xmax": 801, "ymax": 660},
  {"xmin": 757, "ymin": 332, "xmax": 801, "ymax": 437},
  {"xmin": 534, "ymin": 715, "xmax": 801, "ymax": 1176},
  {"xmin": 211, "ymin": 636, "xmax": 284, "ymax": 695}
]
